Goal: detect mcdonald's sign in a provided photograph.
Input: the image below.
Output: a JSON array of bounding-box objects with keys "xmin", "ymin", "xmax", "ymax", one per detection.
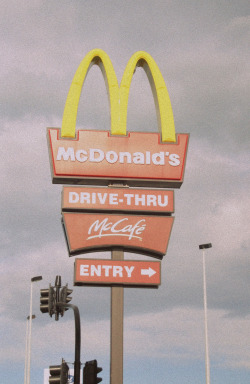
[
  {"xmin": 62, "ymin": 186, "xmax": 174, "ymax": 214},
  {"xmin": 62, "ymin": 212, "xmax": 174, "ymax": 258},
  {"xmin": 47, "ymin": 49, "xmax": 189, "ymax": 188},
  {"xmin": 74, "ymin": 259, "xmax": 161, "ymax": 287}
]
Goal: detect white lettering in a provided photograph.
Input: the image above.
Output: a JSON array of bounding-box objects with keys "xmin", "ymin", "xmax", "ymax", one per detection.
[
  {"xmin": 119, "ymin": 152, "xmax": 132, "ymax": 164},
  {"xmin": 133, "ymin": 152, "xmax": 144, "ymax": 164},
  {"xmin": 113, "ymin": 266, "xmax": 123, "ymax": 277},
  {"xmin": 87, "ymin": 218, "xmax": 146, "ymax": 241},
  {"xmin": 152, "ymin": 152, "xmax": 164, "ymax": 165},
  {"xmin": 106, "ymin": 151, "xmax": 118, "ymax": 164},
  {"xmin": 80, "ymin": 265, "xmax": 89, "ymax": 276},
  {"xmin": 158, "ymin": 195, "xmax": 168, "ymax": 207},
  {"xmin": 68, "ymin": 190, "xmax": 170, "ymax": 210},
  {"xmin": 75, "ymin": 149, "xmax": 88, "ymax": 162},
  {"xmin": 80, "ymin": 192, "xmax": 90, "ymax": 204},
  {"xmin": 69, "ymin": 192, "xmax": 79, "ymax": 203},
  {"xmin": 57, "ymin": 147, "xmax": 75, "ymax": 161},
  {"xmin": 146, "ymin": 151, "xmax": 151, "ymax": 164},
  {"xmin": 102, "ymin": 265, "xmax": 112, "ymax": 276},
  {"xmin": 56, "ymin": 147, "xmax": 182, "ymax": 168},
  {"xmin": 147, "ymin": 195, "xmax": 157, "ymax": 206},
  {"xmin": 124, "ymin": 266, "xmax": 134, "ymax": 278},
  {"xmin": 111, "ymin": 218, "xmax": 129, "ymax": 233},
  {"xmin": 89, "ymin": 149, "xmax": 104, "ymax": 162},
  {"xmin": 109, "ymin": 193, "xmax": 118, "ymax": 205},
  {"xmin": 88, "ymin": 218, "xmax": 110, "ymax": 237},
  {"xmin": 80, "ymin": 264, "xmax": 137, "ymax": 279},
  {"xmin": 98, "ymin": 193, "xmax": 107, "ymax": 205},
  {"xmin": 91, "ymin": 265, "xmax": 101, "ymax": 276},
  {"xmin": 135, "ymin": 194, "xmax": 146, "ymax": 206},
  {"xmin": 124, "ymin": 194, "xmax": 134, "ymax": 205},
  {"xmin": 169, "ymin": 154, "xmax": 180, "ymax": 166}
]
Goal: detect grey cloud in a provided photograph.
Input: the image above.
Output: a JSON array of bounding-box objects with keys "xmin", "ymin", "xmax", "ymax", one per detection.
[{"xmin": 1, "ymin": 1, "xmax": 249, "ymax": 382}]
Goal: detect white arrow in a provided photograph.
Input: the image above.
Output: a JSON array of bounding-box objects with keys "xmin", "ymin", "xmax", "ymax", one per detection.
[{"xmin": 141, "ymin": 267, "xmax": 156, "ymax": 278}]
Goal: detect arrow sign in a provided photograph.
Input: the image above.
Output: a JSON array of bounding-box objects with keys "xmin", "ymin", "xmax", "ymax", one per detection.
[
  {"xmin": 74, "ymin": 259, "xmax": 161, "ymax": 288},
  {"xmin": 141, "ymin": 267, "xmax": 156, "ymax": 278}
]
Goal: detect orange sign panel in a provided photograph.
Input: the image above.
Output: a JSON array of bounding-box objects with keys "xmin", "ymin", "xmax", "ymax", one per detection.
[
  {"xmin": 48, "ymin": 129, "xmax": 189, "ymax": 188},
  {"xmin": 62, "ymin": 186, "xmax": 174, "ymax": 214},
  {"xmin": 62, "ymin": 212, "xmax": 174, "ymax": 258},
  {"xmin": 74, "ymin": 259, "xmax": 161, "ymax": 287}
]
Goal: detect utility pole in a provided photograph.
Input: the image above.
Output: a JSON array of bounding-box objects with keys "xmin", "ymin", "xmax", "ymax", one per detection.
[{"xmin": 199, "ymin": 243, "xmax": 212, "ymax": 384}]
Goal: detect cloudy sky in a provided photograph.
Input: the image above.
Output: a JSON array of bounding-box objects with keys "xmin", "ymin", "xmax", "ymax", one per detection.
[{"xmin": 1, "ymin": 1, "xmax": 249, "ymax": 383}]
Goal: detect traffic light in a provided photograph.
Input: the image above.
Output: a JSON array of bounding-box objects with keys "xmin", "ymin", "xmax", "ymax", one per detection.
[
  {"xmin": 83, "ymin": 360, "xmax": 102, "ymax": 384},
  {"xmin": 49, "ymin": 359, "xmax": 69, "ymax": 384},
  {"xmin": 54, "ymin": 276, "xmax": 62, "ymax": 321},
  {"xmin": 40, "ymin": 285, "xmax": 55, "ymax": 317},
  {"xmin": 40, "ymin": 277, "xmax": 73, "ymax": 320},
  {"xmin": 59, "ymin": 284, "xmax": 73, "ymax": 317}
]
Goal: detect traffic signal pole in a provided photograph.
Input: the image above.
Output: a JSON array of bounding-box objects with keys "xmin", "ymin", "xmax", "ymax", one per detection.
[
  {"xmin": 56, "ymin": 303, "xmax": 81, "ymax": 384},
  {"xmin": 40, "ymin": 277, "xmax": 81, "ymax": 384}
]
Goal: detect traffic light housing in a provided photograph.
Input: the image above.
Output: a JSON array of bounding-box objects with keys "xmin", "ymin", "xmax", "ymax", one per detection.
[
  {"xmin": 83, "ymin": 360, "xmax": 102, "ymax": 384},
  {"xmin": 59, "ymin": 284, "xmax": 73, "ymax": 317},
  {"xmin": 40, "ymin": 277, "xmax": 73, "ymax": 320},
  {"xmin": 49, "ymin": 359, "xmax": 69, "ymax": 384},
  {"xmin": 40, "ymin": 285, "xmax": 55, "ymax": 317}
]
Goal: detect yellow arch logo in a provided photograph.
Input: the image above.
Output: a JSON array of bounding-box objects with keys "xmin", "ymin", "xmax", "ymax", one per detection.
[{"xmin": 61, "ymin": 49, "xmax": 176, "ymax": 143}]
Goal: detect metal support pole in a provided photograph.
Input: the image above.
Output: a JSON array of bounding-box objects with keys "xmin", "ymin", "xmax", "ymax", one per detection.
[
  {"xmin": 202, "ymin": 249, "xmax": 210, "ymax": 384},
  {"xmin": 24, "ymin": 317, "xmax": 29, "ymax": 384},
  {"xmin": 57, "ymin": 303, "xmax": 81, "ymax": 384},
  {"xmin": 27, "ymin": 282, "xmax": 33, "ymax": 384},
  {"xmin": 25, "ymin": 316, "xmax": 35, "ymax": 384},
  {"xmin": 110, "ymin": 248, "xmax": 124, "ymax": 384},
  {"xmin": 199, "ymin": 243, "xmax": 212, "ymax": 384},
  {"xmin": 27, "ymin": 276, "xmax": 42, "ymax": 384}
]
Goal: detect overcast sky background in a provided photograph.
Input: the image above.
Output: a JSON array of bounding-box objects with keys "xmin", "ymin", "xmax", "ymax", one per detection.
[{"xmin": 1, "ymin": 1, "xmax": 249, "ymax": 383}]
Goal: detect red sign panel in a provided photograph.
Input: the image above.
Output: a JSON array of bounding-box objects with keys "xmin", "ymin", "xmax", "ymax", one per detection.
[
  {"xmin": 48, "ymin": 129, "xmax": 189, "ymax": 188},
  {"xmin": 62, "ymin": 186, "xmax": 174, "ymax": 214},
  {"xmin": 62, "ymin": 212, "xmax": 174, "ymax": 258},
  {"xmin": 74, "ymin": 259, "xmax": 161, "ymax": 287}
]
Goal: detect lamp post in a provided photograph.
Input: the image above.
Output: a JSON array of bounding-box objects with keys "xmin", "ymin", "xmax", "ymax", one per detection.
[
  {"xmin": 27, "ymin": 276, "xmax": 42, "ymax": 384},
  {"xmin": 199, "ymin": 243, "xmax": 212, "ymax": 384},
  {"xmin": 24, "ymin": 315, "xmax": 36, "ymax": 384}
]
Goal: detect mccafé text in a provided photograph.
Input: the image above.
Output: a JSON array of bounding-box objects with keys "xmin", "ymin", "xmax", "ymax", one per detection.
[
  {"xmin": 56, "ymin": 147, "xmax": 180, "ymax": 167},
  {"xmin": 88, "ymin": 218, "xmax": 146, "ymax": 241}
]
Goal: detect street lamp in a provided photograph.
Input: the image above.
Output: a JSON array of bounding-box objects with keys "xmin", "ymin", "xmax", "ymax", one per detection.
[
  {"xmin": 199, "ymin": 243, "xmax": 212, "ymax": 384},
  {"xmin": 27, "ymin": 276, "xmax": 42, "ymax": 384},
  {"xmin": 24, "ymin": 315, "xmax": 36, "ymax": 384}
]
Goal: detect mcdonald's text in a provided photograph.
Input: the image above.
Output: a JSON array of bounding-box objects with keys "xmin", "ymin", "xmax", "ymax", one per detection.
[{"xmin": 56, "ymin": 147, "xmax": 181, "ymax": 166}]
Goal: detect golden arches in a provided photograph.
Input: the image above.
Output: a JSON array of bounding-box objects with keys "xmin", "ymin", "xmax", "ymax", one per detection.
[{"xmin": 61, "ymin": 49, "xmax": 176, "ymax": 142}]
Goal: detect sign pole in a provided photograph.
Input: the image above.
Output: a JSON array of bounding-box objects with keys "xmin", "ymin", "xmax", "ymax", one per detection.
[{"xmin": 110, "ymin": 248, "xmax": 124, "ymax": 384}]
